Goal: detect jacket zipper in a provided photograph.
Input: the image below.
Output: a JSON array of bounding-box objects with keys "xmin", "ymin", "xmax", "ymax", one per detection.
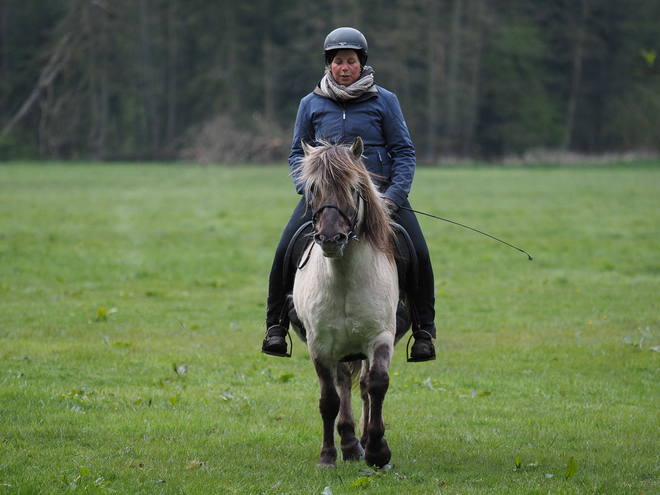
[{"xmin": 341, "ymin": 104, "xmax": 346, "ymax": 136}]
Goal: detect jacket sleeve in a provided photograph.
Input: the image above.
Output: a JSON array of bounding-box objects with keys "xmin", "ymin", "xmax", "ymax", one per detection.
[
  {"xmin": 288, "ymin": 96, "xmax": 315, "ymax": 195},
  {"xmin": 381, "ymin": 91, "xmax": 416, "ymax": 207}
]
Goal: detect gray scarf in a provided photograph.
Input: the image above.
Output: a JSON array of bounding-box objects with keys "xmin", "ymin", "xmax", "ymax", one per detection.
[{"xmin": 314, "ymin": 66, "xmax": 378, "ymax": 101}]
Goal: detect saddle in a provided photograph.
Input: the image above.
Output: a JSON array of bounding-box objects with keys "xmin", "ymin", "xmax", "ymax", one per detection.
[
  {"xmin": 283, "ymin": 221, "xmax": 315, "ymax": 291},
  {"xmin": 391, "ymin": 222, "xmax": 419, "ymax": 299},
  {"xmin": 282, "ymin": 221, "xmax": 420, "ymax": 344}
]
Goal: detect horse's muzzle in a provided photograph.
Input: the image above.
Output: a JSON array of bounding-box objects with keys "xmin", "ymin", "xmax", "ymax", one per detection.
[{"xmin": 314, "ymin": 232, "xmax": 349, "ymax": 258}]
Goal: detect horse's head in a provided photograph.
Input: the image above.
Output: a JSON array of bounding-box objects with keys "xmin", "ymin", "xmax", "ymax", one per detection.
[
  {"xmin": 298, "ymin": 138, "xmax": 394, "ymax": 260},
  {"xmin": 301, "ymin": 138, "xmax": 363, "ymax": 257}
]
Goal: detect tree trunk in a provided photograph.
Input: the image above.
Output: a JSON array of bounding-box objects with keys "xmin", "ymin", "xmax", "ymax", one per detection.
[
  {"xmin": 263, "ymin": 36, "xmax": 277, "ymax": 122},
  {"xmin": 1, "ymin": 0, "xmax": 9, "ymax": 91},
  {"xmin": 424, "ymin": 0, "xmax": 443, "ymax": 163},
  {"xmin": 463, "ymin": 0, "xmax": 485, "ymax": 156},
  {"xmin": 563, "ymin": 0, "xmax": 590, "ymax": 151},
  {"xmin": 225, "ymin": 2, "xmax": 239, "ymax": 115},
  {"xmin": 1, "ymin": 32, "xmax": 71, "ymax": 138},
  {"xmin": 166, "ymin": 0, "xmax": 178, "ymax": 145},
  {"xmin": 445, "ymin": 0, "xmax": 463, "ymax": 156},
  {"xmin": 139, "ymin": 0, "xmax": 159, "ymax": 154},
  {"xmin": 86, "ymin": 2, "xmax": 109, "ymax": 160}
]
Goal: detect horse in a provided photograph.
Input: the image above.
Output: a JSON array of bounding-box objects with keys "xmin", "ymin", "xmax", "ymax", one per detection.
[{"xmin": 289, "ymin": 137, "xmax": 409, "ymax": 468}]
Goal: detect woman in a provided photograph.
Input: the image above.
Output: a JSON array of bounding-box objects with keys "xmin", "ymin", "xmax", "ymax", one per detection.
[{"xmin": 262, "ymin": 27, "xmax": 436, "ymax": 362}]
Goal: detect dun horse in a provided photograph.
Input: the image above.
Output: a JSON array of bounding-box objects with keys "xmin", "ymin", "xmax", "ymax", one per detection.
[{"xmin": 290, "ymin": 137, "xmax": 406, "ymax": 468}]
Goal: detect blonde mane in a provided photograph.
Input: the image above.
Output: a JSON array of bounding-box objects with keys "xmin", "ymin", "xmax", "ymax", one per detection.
[{"xmin": 297, "ymin": 141, "xmax": 396, "ymax": 260}]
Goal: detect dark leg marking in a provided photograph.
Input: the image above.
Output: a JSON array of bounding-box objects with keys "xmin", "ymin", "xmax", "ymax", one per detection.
[
  {"xmin": 314, "ymin": 359, "xmax": 340, "ymax": 468},
  {"xmin": 364, "ymin": 344, "xmax": 392, "ymax": 468},
  {"xmin": 336, "ymin": 362, "xmax": 364, "ymax": 461}
]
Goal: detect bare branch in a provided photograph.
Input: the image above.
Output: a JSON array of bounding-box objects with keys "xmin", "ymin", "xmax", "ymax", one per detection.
[{"xmin": 1, "ymin": 33, "xmax": 71, "ymax": 137}]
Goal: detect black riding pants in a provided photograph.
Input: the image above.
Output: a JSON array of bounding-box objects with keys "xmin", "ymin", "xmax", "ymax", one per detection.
[{"xmin": 266, "ymin": 197, "xmax": 436, "ymax": 334}]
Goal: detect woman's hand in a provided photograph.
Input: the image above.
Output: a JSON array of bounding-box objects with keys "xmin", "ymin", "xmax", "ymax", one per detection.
[{"xmin": 384, "ymin": 198, "xmax": 399, "ymax": 215}]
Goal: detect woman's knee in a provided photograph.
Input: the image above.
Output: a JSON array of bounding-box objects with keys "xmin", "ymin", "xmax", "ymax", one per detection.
[{"xmin": 274, "ymin": 199, "xmax": 312, "ymax": 259}]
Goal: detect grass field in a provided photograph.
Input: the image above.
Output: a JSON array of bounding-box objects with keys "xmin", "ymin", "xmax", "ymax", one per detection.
[{"xmin": 1, "ymin": 161, "xmax": 659, "ymax": 494}]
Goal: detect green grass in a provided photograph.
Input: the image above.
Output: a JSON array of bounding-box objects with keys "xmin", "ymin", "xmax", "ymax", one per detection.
[{"xmin": 1, "ymin": 162, "xmax": 659, "ymax": 494}]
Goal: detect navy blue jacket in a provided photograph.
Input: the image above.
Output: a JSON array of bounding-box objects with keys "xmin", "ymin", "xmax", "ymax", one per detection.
[{"xmin": 288, "ymin": 85, "xmax": 416, "ymax": 208}]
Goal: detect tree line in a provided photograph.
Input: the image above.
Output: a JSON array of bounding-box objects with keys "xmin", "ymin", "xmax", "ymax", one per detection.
[{"xmin": 1, "ymin": 0, "xmax": 658, "ymax": 163}]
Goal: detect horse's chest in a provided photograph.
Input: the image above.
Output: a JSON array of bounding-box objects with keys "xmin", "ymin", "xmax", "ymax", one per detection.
[
  {"xmin": 293, "ymin": 249, "xmax": 397, "ymax": 355},
  {"xmin": 314, "ymin": 262, "xmax": 388, "ymax": 314}
]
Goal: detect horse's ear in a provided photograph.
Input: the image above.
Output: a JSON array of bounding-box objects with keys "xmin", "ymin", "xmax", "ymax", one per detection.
[
  {"xmin": 350, "ymin": 137, "xmax": 363, "ymax": 159},
  {"xmin": 301, "ymin": 139, "xmax": 313, "ymax": 156}
]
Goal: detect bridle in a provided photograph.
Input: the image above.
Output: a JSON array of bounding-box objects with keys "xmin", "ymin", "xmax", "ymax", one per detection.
[
  {"xmin": 298, "ymin": 192, "xmax": 365, "ymax": 270},
  {"xmin": 311, "ymin": 192, "xmax": 363, "ymax": 243}
]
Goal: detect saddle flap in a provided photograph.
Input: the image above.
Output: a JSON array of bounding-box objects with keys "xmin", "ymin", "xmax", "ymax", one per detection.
[
  {"xmin": 283, "ymin": 220, "xmax": 314, "ymax": 290},
  {"xmin": 392, "ymin": 222, "xmax": 419, "ymax": 293}
]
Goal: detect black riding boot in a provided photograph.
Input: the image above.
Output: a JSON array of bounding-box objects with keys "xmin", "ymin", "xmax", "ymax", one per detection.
[
  {"xmin": 262, "ymin": 324, "xmax": 290, "ymax": 357},
  {"xmin": 261, "ymin": 266, "xmax": 293, "ymax": 358},
  {"xmin": 394, "ymin": 200, "xmax": 437, "ymax": 363},
  {"xmin": 261, "ymin": 198, "xmax": 311, "ymax": 358},
  {"xmin": 409, "ymin": 327, "xmax": 436, "ymax": 362}
]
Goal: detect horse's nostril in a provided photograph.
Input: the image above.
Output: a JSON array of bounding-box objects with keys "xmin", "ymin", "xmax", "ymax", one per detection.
[{"xmin": 315, "ymin": 232, "xmax": 348, "ymax": 246}]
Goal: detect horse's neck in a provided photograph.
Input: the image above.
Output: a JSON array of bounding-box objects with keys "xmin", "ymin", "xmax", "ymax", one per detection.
[{"xmin": 317, "ymin": 239, "xmax": 388, "ymax": 276}]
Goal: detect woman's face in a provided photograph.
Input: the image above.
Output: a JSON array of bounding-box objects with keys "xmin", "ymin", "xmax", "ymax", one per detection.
[{"xmin": 330, "ymin": 49, "xmax": 361, "ymax": 86}]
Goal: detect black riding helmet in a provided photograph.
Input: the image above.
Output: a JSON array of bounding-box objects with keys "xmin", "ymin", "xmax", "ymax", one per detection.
[{"xmin": 323, "ymin": 27, "xmax": 368, "ymax": 67}]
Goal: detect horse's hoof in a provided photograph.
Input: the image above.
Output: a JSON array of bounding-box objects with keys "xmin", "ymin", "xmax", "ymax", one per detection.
[
  {"xmin": 365, "ymin": 439, "xmax": 391, "ymax": 468},
  {"xmin": 365, "ymin": 451, "xmax": 391, "ymax": 469},
  {"xmin": 342, "ymin": 441, "xmax": 365, "ymax": 462},
  {"xmin": 317, "ymin": 461, "xmax": 337, "ymax": 469}
]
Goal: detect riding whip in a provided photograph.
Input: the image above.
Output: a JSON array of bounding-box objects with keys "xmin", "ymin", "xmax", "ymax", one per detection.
[{"xmin": 401, "ymin": 206, "xmax": 533, "ymax": 261}]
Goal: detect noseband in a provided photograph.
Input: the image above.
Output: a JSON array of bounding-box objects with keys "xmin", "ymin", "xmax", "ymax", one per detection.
[
  {"xmin": 298, "ymin": 193, "xmax": 364, "ymax": 270},
  {"xmin": 311, "ymin": 193, "xmax": 363, "ymax": 243}
]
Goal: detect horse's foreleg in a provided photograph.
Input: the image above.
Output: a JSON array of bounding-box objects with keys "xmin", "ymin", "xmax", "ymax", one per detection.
[
  {"xmin": 336, "ymin": 362, "xmax": 364, "ymax": 462},
  {"xmin": 314, "ymin": 359, "xmax": 340, "ymax": 468},
  {"xmin": 363, "ymin": 343, "xmax": 392, "ymax": 468}
]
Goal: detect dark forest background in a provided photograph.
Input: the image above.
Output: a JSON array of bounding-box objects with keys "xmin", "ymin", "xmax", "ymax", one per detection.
[{"xmin": 1, "ymin": 0, "xmax": 659, "ymax": 163}]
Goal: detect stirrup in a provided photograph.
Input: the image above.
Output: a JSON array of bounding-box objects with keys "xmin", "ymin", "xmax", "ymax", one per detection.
[
  {"xmin": 261, "ymin": 325, "xmax": 293, "ymax": 358},
  {"xmin": 406, "ymin": 330, "xmax": 436, "ymax": 363}
]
